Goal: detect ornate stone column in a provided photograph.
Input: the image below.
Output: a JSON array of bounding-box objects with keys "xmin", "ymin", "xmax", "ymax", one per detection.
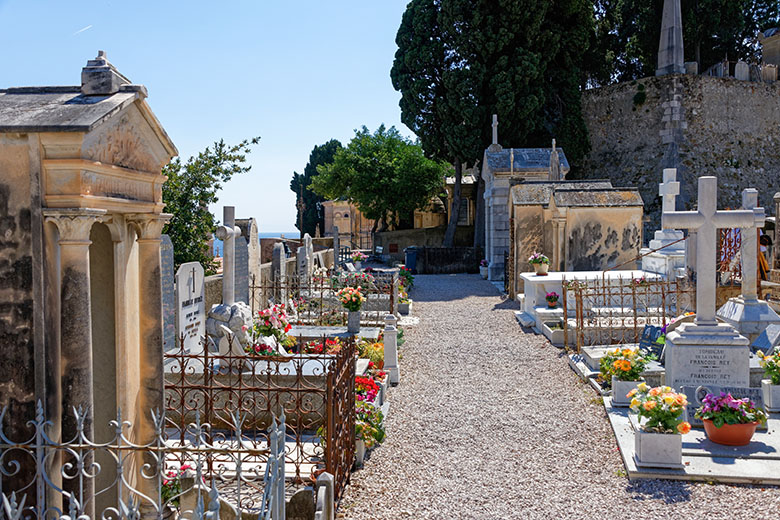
[
  {"xmin": 126, "ymin": 214, "xmax": 171, "ymax": 422},
  {"xmin": 43, "ymin": 207, "xmax": 106, "ymax": 517},
  {"xmin": 126, "ymin": 213, "xmax": 170, "ymax": 520}
]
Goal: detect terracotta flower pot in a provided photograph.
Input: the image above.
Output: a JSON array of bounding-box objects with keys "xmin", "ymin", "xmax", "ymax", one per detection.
[
  {"xmin": 547, "ymin": 301, "xmax": 558, "ymax": 308},
  {"xmin": 702, "ymin": 419, "xmax": 759, "ymax": 446},
  {"xmin": 533, "ymin": 263, "xmax": 549, "ymax": 276}
]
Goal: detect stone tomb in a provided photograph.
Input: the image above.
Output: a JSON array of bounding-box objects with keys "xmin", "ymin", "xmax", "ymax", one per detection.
[
  {"xmin": 663, "ymin": 177, "xmax": 764, "ymax": 391},
  {"xmin": 0, "ymin": 51, "xmax": 177, "ymax": 511}
]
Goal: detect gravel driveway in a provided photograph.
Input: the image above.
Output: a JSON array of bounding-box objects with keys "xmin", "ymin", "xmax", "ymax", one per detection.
[{"xmin": 337, "ymin": 274, "xmax": 780, "ymax": 520}]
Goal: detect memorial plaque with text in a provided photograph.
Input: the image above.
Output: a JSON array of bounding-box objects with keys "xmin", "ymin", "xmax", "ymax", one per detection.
[
  {"xmin": 666, "ymin": 344, "xmax": 750, "ymax": 390},
  {"xmin": 235, "ymin": 236, "xmax": 249, "ymax": 304},
  {"xmin": 175, "ymin": 262, "xmax": 205, "ymax": 353}
]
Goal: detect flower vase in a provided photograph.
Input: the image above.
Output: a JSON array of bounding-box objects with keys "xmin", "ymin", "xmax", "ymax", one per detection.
[
  {"xmin": 611, "ymin": 376, "xmax": 641, "ymax": 407},
  {"xmin": 762, "ymin": 380, "xmax": 780, "ymax": 412},
  {"xmin": 355, "ymin": 261, "xmax": 362, "ymax": 270},
  {"xmin": 702, "ymin": 419, "xmax": 759, "ymax": 446},
  {"xmin": 348, "ymin": 310, "xmax": 361, "ymax": 333},
  {"xmin": 479, "ymin": 266, "xmax": 488, "ymax": 279},
  {"xmin": 533, "ymin": 263, "xmax": 549, "ymax": 276},
  {"xmin": 634, "ymin": 429, "xmax": 683, "ymax": 468}
]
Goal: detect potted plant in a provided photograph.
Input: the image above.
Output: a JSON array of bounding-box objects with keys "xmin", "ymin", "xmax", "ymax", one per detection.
[
  {"xmin": 351, "ymin": 251, "xmax": 368, "ymax": 270},
  {"xmin": 545, "ymin": 291, "xmax": 559, "ymax": 308},
  {"xmin": 759, "ymin": 350, "xmax": 780, "ymax": 412},
  {"xmin": 398, "ymin": 288, "xmax": 412, "ymax": 315},
  {"xmin": 600, "ymin": 347, "xmax": 652, "ymax": 407},
  {"xmin": 354, "ymin": 400, "xmax": 385, "ymax": 468},
  {"xmin": 528, "ymin": 252, "xmax": 550, "ymax": 275},
  {"xmin": 338, "ymin": 286, "xmax": 365, "ymax": 333},
  {"xmin": 628, "ymin": 383, "xmax": 691, "ymax": 468},
  {"xmin": 479, "ymin": 259, "xmax": 489, "ymax": 279},
  {"xmin": 695, "ymin": 392, "xmax": 767, "ymax": 446}
]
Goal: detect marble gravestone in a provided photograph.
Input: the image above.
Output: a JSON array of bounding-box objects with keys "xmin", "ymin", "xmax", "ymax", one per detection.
[
  {"xmin": 161, "ymin": 234, "xmax": 176, "ymax": 351},
  {"xmin": 664, "ymin": 177, "xmax": 764, "ymax": 390},
  {"xmin": 641, "ymin": 169, "xmax": 686, "ymax": 277},
  {"xmin": 175, "ymin": 262, "xmax": 205, "ymax": 354}
]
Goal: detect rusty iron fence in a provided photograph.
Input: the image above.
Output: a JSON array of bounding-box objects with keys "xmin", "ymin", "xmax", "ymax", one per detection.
[
  {"xmin": 562, "ymin": 276, "xmax": 696, "ymax": 352},
  {"xmin": 164, "ymin": 335, "xmax": 356, "ymax": 500},
  {"xmin": 718, "ymin": 228, "xmax": 742, "ymax": 285}
]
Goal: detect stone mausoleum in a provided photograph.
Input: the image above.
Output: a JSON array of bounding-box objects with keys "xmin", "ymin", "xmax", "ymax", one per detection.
[{"xmin": 0, "ymin": 52, "xmax": 176, "ymax": 498}]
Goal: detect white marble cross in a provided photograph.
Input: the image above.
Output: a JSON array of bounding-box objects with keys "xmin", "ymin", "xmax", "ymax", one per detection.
[
  {"xmin": 659, "ymin": 168, "xmax": 680, "ymax": 230},
  {"xmin": 739, "ymin": 188, "xmax": 762, "ymax": 302},
  {"xmin": 215, "ymin": 206, "xmax": 241, "ymax": 305},
  {"xmin": 492, "ymin": 114, "xmax": 498, "ymax": 145},
  {"xmin": 664, "ymin": 176, "xmax": 764, "ymax": 325}
]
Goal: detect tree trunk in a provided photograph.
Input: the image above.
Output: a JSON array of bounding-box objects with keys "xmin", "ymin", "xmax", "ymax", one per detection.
[
  {"xmin": 443, "ymin": 158, "xmax": 462, "ymax": 247},
  {"xmin": 473, "ymin": 166, "xmax": 485, "ymax": 252}
]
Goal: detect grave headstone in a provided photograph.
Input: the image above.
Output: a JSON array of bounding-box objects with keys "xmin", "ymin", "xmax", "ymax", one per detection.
[
  {"xmin": 642, "ymin": 169, "xmax": 685, "ymax": 276},
  {"xmin": 681, "ymin": 385, "xmax": 764, "ymax": 428},
  {"xmin": 175, "ymin": 262, "xmax": 205, "ymax": 354},
  {"xmin": 161, "ymin": 234, "xmax": 176, "ymax": 351},
  {"xmin": 235, "ymin": 235, "xmax": 249, "ymax": 304},
  {"xmin": 664, "ymin": 177, "xmax": 763, "ymax": 390},
  {"xmin": 345, "ymin": 262, "xmax": 356, "ymax": 272},
  {"xmin": 751, "ymin": 323, "xmax": 780, "ymax": 355},
  {"xmin": 735, "ymin": 60, "xmax": 750, "ymax": 81}
]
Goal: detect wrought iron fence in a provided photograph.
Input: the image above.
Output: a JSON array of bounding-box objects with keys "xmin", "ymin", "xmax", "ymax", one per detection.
[
  {"xmin": 0, "ymin": 402, "xmax": 286, "ymax": 520},
  {"xmin": 562, "ymin": 275, "xmax": 696, "ymax": 352},
  {"xmin": 248, "ymin": 271, "xmax": 398, "ymax": 327},
  {"xmin": 164, "ymin": 335, "xmax": 355, "ymax": 500}
]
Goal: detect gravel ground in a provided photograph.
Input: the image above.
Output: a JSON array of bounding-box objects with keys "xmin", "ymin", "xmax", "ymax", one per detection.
[{"xmin": 337, "ymin": 273, "xmax": 780, "ymax": 520}]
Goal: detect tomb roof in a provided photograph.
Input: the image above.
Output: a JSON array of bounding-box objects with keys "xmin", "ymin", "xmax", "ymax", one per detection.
[
  {"xmin": 510, "ymin": 180, "xmax": 613, "ymax": 206},
  {"xmin": 484, "ymin": 147, "xmax": 570, "ymax": 174},
  {"xmin": 0, "ymin": 86, "xmax": 142, "ymax": 132},
  {"xmin": 553, "ymin": 187, "xmax": 644, "ymax": 207}
]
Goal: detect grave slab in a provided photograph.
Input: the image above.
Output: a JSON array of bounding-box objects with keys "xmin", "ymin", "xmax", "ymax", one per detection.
[
  {"xmin": 288, "ymin": 325, "xmax": 381, "ymax": 344},
  {"xmin": 605, "ymin": 397, "xmax": 780, "ymax": 485},
  {"xmin": 751, "ymin": 323, "xmax": 780, "ymax": 354}
]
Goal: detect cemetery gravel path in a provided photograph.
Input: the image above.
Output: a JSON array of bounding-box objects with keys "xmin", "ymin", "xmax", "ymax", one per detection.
[{"xmin": 336, "ymin": 274, "xmax": 780, "ymax": 520}]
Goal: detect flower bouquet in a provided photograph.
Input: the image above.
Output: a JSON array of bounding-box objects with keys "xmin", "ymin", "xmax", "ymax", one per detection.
[
  {"xmin": 399, "ymin": 266, "xmax": 414, "ymax": 288},
  {"xmin": 545, "ymin": 291, "xmax": 559, "ymax": 308},
  {"xmin": 695, "ymin": 392, "xmax": 767, "ymax": 445},
  {"xmin": 356, "ymin": 376, "xmax": 380, "ymax": 403},
  {"xmin": 351, "ymin": 251, "xmax": 368, "ymax": 264},
  {"xmin": 245, "ymin": 303, "xmax": 293, "ymax": 357},
  {"xmin": 338, "ymin": 287, "xmax": 365, "ymax": 312},
  {"xmin": 528, "ymin": 252, "xmax": 550, "ymax": 275},
  {"xmin": 629, "ymin": 384, "xmax": 690, "ymax": 467}
]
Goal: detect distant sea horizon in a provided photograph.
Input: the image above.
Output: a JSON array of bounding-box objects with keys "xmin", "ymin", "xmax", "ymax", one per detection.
[{"xmin": 212, "ymin": 232, "xmax": 299, "ymax": 257}]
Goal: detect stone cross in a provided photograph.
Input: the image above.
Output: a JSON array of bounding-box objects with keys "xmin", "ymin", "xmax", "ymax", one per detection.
[
  {"xmin": 664, "ymin": 176, "xmax": 764, "ymax": 325},
  {"xmin": 492, "ymin": 114, "xmax": 498, "ymax": 145},
  {"xmin": 215, "ymin": 206, "xmax": 241, "ymax": 305},
  {"xmin": 740, "ymin": 189, "xmax": 762, "ymax": 302},
  {"xmin": 659, "ymin": 168, "xmax": 680, "ymax": 230}
]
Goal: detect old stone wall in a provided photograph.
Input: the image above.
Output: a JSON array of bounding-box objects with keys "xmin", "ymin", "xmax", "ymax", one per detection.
[
  {"xmin": 565, "ymin": 207, "xmax": 643, "ymax": 271},
  {"xmin": 580, "ymin": 74, "xmax": 780, "ymax": 239}
]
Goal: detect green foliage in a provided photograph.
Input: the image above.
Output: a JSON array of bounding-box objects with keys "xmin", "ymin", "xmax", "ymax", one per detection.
[
  {"xmin": 633, "ymin": 90, "xmax": 647, "ymax": 106},
  {"xmin": 590, "ymin": 0, "xmax": 780, "ymax": 83},
  {"xmin": 162, "ymin": 137, "xmax": 260, "ymax": 273},
  {"xmin": 310, "ymin": 125, "xmax": 449, "ymax": 229},
  {"xmin": 290, "ymin": 140, "xmax": 342, "ymax": 236}
]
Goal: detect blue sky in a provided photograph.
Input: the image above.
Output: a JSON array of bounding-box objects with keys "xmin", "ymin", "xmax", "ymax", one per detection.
[{"xmin": 0, "ymin": 0, "xmax": 413, "ymax": 231}]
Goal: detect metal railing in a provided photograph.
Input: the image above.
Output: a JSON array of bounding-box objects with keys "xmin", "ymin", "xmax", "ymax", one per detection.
[
  {"xmin": 163, "ymin": 335, "xmax": 356, "ymax": 500},
  {"xmin": 0, "ymin": 402, "xmax": 286, "ymax": 520}
]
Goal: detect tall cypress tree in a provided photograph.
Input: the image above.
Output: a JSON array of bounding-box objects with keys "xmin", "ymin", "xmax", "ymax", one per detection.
[{"xmin": 290, "ymin": 139, "xmax": 342, "ymax": 236}]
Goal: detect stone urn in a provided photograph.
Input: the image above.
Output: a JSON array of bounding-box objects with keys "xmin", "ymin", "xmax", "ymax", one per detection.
[
  {"xmin": 479, "ymin": 266, "xmax": 488, "ymax": 279},
  {"xmin": 762, "ymin": 379, "xmax": 780, "ymax": 412},
  {"xmin": 634, "ymin": 429, "xmax": 683, "ymax": 468},
  {"xmin": 611, "ymin": 376, "xmax": 642, "ymax": 407},
  {"xmin": 533, "ymin": 263, "xmax": 549, "ymax": 276},
  {"xmin": 355, "ymin": 261, "xmax": 362, "ymax": 271},
  {"xmin": 347, "ymin": 310, "xmax": 361, "ymax": 333}
]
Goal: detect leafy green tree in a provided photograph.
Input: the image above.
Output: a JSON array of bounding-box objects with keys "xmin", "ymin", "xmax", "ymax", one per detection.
[
  {"xmin": 392, "ymin": 0, "xmax": 594, "ymax": 247},
  {"xmin": 290, "ymin": 139, "xmax": 342, "ymax": 236},
  {"xmin": 310, "ymin": 125, "xmax": 449, "ymax": 232},
  {"xmin": 162, "ymin": 137, "xmax": 260, "ymax": 273}
]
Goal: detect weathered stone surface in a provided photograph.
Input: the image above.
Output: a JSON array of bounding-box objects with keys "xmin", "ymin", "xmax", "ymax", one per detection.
[
  {"xmin": 286, "ymin": 488, "xmax": 315, "ymax": 520},
  {"xmin": 161, "ymin": 234, "xmax": 175, "ymax": 351},
  {"xmin": 235, "ymin": 235, "xmax": 249, "ymax": 304}
]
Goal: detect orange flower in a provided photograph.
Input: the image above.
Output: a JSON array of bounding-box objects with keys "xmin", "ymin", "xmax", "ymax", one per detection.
[
  {"xmin": 649, "ymin": 387, "xmax": 661, "ymax": 397},
  {"xmin": 643, "ymin": 401, "xmax": 657, "ymax": 411},
  {"xmin": 677, "ymin": 422, "xmax": 691, "ymax": 434},
  {"xmin": 626, "ymin": 388, "xmax": 637, "ymax": 398},
  {"xmin": 675, "ymin": 394, "xmax": 687, "ymax": 406}
]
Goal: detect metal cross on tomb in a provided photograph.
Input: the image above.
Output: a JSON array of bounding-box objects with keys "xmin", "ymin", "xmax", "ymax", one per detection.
[
  {"xmin": 659, "ymin": 168, "xmax": 680, "ymax": 230},
  {"xmin": 189, "ymin": 266, "xmax": 197, "ymax": 297},
  {"xmin": 215, "ymin": 206, "xmax": 241, "ymax": 305},
  {"xmin": 663, "ymin": 176, "xmax": 764, "ymax": 326}
]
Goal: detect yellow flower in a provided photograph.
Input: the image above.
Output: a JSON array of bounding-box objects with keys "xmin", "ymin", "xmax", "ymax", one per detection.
[
  {"xmin": 663, "ymin": 395, "xmax": 676, "ymax": 405},
  {"xmin": 630, "ymin": 398, "xmax": 641, "ymax": 410},
  {"xmin": 622, "ymin": 348, "xmax": 634, "ymax": 357},
  {"xmin": 637, "ymin": 382, "xmax": 648, "ymax": 392}
]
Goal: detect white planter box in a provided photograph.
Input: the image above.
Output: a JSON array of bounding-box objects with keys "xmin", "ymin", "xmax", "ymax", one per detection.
[
  {"xmin": 398, "ymin": 301, "xmax": 412, "ymax": 315},
  {"xmin": 540, "ymin": 321, "xmax": 565, "ymax": 347},
  {"xmin": 634, "ymin": 429, "xmax": 683, "ymax": 469},
  {"xmin": 479, "ymin": 266, "xmax": 488, "ymax": 279},
  {"xmin": 354, "ymin": 439, "xmax": 366, "ymax": 469},
  {"xmin": 763, "ymin": 380, "xmax": 780, "ymax": 412},
  {"xmin": 611, "ymin": 376, "xmax": 641, "ymax": 407}
]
